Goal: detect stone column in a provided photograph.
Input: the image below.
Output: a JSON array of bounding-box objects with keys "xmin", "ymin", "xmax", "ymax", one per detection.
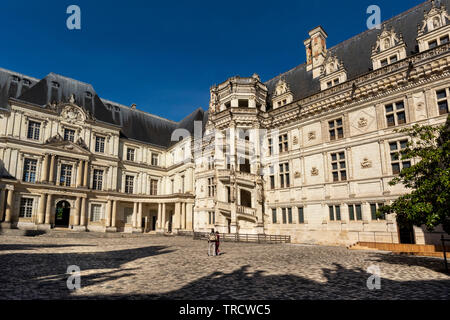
[
  {"xmin": 80, "ymin": 197, "xmax": 87, "ymax": 227},
  {"xmin": 132, "ymin": 202, "xmax": 138, "ymax": 228},
  {"xmin": 76, "ymin": 160, "xmax": 84, "ymax": 187},
  {"xmin": 174, "ymin": 202, "xmax": 181, "ymax": 232},
  {"xmin": 136, "ymin": 202, "xmax": 143, "ymax": 231},
  {"xmin": 74, "ymin": 197, "xmax": 81, "ymax": 226},
  {"xmin": 111, "ymin": 200, "xmax": 117, "ymax": 228},
  {"xmin": 181, "ymin": 202, "xmax": 186, "ymax": 230},
  {"xmin": 4, "ymin": 189, "xmax": 14, "ymax": 223},
  {"xmin": 161, "ymin": 203, "xmax": 166, "ymax": 232},
  {"xmin": 186, "ymin": 203, "xmax": 193, "ymax": 231},
  {"xmin": 41, "ymin": 154, "xmax": 49, "ymax": 183},
  {"xmin": 44, "ymin": 194, "xmax": 53, "ymax": 225},
  {"xmin": 157, "ymin": 203, "xmax": 162, "ymax": 229},
  {"xmin": 48, "ymin": 155, "xmax": 56, "ymax": 184},
  {"xmin": 83, "ymin": 161, "xmax": 89, "ymax": 187},
  {"xmin": 106, "ymin": 200, "xmax": 112, "ymax": 227},
  {"xmin": 0, "ymin": 189, "xmax": 6, "ymax": 221},
  {"xmin": 37, "ymin": 194, "xmax": 47, "ymax": 224}
]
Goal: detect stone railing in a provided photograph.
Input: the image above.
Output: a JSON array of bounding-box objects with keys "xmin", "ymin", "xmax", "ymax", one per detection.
[{"xmin": 237, "ymin": 205, "xmax": 256, "ymax": 216}]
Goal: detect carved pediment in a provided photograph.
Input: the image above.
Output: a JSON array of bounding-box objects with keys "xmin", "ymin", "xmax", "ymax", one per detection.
[
  {"xmin": 274, "ymin": 78, "xmax": 290, "ymax": 97},
  {"xmin": 418, "ymin": 1, "xmax": 450, "ymax": 35},
  {"xmin": 372, "ymin": 25, "xmax": 403, "ymax": 54},
  {"xmin": 45, "ymin": 135, "xmax": 91, "ymax": 154},
  {"xmin": 321, "ymin": 53, "xmax": 345, "ymax": 76}
]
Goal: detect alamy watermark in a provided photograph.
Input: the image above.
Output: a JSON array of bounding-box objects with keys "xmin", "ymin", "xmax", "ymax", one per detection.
[
  {"xmin": 67, "ymin": 265, "xmax": 81, "ymax": 290},
  {"xmin": 366, "ymin": 5, "xmax": 381, "ymax": 30},
  {"xmin": 66, "ymin": 5, "xmax": 81, "ymax": 30},
  {"xmin": 366, "ymin": 265, "xmax": 381, "ymax": 290}
]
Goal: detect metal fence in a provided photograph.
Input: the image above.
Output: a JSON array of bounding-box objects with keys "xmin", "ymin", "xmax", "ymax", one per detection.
[
  {"xmin": 192, "ymin": 232, "xmax": 290, "ymax": 244},
  {"xmin": 441, "ymin": 235, "xmax": 449, "ymax": 273}
]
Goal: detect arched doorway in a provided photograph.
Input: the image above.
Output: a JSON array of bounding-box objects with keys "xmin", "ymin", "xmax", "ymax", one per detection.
[{"xmin": 55, "ymin": 200, "xmax": 71, "ymax": 227}]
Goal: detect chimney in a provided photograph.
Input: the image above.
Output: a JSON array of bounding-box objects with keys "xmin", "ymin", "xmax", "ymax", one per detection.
[{"xmin": 304, "ymin": 26, "xmax": 328, "ymax": 78}]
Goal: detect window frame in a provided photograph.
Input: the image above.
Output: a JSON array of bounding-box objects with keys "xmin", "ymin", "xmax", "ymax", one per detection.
[
  {"xmin": 436, "ymin": 87, "xmax": 449, "ymax": 115},
  {"xmin": 19, "ymin": 198, "xmax": 34, "ymax": 218},
  {"xmin": 330, "ymin": 151, "xmax": 347, "ymax": 182},
  {"xmin": 23, "ymin": 158, "xmax": 38, "ymax": 183},
  {"xmin": 385, "ymin": 100, "xmax": 406, "ymax": 127},
  {"xmin": 125, "ymin": 175, "xmax": 134, "ymax": 194},
  {"xmin": 328, "ymin": 118, "xmax": 344, "ymax": 141},
  {"xmin": 389, "ymin": 139, "xmax": 411, "ymax": 175},
  {"xmin": 27, "ymin": 120, "xmax": 41, "ymax": 141},
  {"xmin": 92, "ymin": 169, "xmax": 104, "ymax": 191},
  {"xmin": 95, "ymin": 136, "xmax": 105, "ymax": 153}
]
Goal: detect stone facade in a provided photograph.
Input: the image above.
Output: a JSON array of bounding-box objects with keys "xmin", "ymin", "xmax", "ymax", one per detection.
[{"xmin": 0, "ymin": 0, "xmax": 449, "ymax": 245}]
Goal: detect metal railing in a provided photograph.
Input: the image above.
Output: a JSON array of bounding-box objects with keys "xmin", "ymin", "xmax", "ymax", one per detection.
[
  {"xmin": 193, "ymin": 232, "xmax": 290, "ymax": 244},
  {"xmin": 441, "ymin": 235, "xmax": 449, "ymax": 273}
]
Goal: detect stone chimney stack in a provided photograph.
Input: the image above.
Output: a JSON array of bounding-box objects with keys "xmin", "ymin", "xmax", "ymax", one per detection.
[{"xmin": 304, "ymin": 26, "xmax": 328, "ymax": 78}]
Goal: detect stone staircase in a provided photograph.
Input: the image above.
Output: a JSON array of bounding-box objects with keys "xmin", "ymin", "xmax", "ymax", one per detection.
[{"xmin": 348, "ymin": 241, "xmax": 447, "ymax": 258}]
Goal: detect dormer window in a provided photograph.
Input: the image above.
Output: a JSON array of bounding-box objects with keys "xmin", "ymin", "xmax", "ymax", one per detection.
[
  {"xmin": 64, "ymin": 128, "xmax": 75, "ymax": 142},
  {"xmin": 52, "ymin": 81, "xmax": 60, "ymax": 88},
  {"xmin": 126, "ymin": 148, "xmax": 135, "ymax": 162},
  {"xmin": 272, "ymin": 78, "xmax": 293, "ymax": 109},
  {"xmin": 417, "ymin": 3, "xmax": 450, "ymax": 52},
  {"xmin": 320, "ymin": 54, "xmax": 346, "ymax": 90},
  {"xmin": 371, "ymin": 26, "xmax": 406, "ymax": 70}
]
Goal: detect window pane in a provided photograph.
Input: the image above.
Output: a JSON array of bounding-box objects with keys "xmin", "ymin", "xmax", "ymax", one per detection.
[
  {"xmin": 329, "ymin": 206, "xmax": 334, "ymax": 221},
  {"xmin": 386, "ymin": 114, "xmax": 395, "ymax": 127},
  {"xmin": 331, "ymin": 153, "xmax": 337, "ymax": 161},
  {"xmin": 389, "ymin": 142, "xmax": 398, "ymax": 151},
  {"xmin": 438, "ymin": 101, "xmax": 449, "ymax": 115},
  {"xmin": 397, "ymin": 112, "xmax": 406, "ymax": 124},
  {"xmin": 332, "ymin": 163, "xmax": 338, "ymax": 170},
  {"xmin": 337, "ymin": 128, "xmax": 344, "ymax": 139},
  {"xmin": 392, "ymin": 163, "xmax": 400, "ymax": 174},
  {"xmin": 328, "ymin": 121, "xmax": 335, "ymax": 129},
  {"xmin": 272, "ymin": 209, "xmax": 277, "ymax": 223},
  {"xmin": 436, "ymin": 89, "xmax": 447, "ymax": 100},
  {"xmin": 332, "ymin": 172, "xmax": 339, "ymax": 182},
  {"xmin": 402, "ymin": 161, "xmax": 411, "ymax": 169},
  {"xmin": 400, "ymin": 140, "xmax": 408, "ymax": 149},
  {"xmin": 370, "ymin": 204, "xmax": 377, "ymax": 220},
  {"xmin": 335, "ymin": 206, "xmax": 341, "ymax": 220},
  {"xmin": 385, "ymin": 104, "xmax": 394, "ymax": 113},
  {"xmin": 298, "ymin": 207, "xmax": 304, "ymax": 224},
  {"xmin": 356, "ymin": 205, "xmax": 362, "ymax": 220},
  {"xmin": 396, "ymin": 101, "xmax": 404, "ymax": 110},
  {"xmin": 340, "ymin": 170, "xmax": 347, "ymax": 181},
  {"xmin": 349, "ymin": 205, "xmax": 355, "ymax": 220}
]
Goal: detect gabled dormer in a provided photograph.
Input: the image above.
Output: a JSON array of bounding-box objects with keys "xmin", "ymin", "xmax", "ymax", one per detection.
[
  {"xmin": 272, "ymin": 78, "xmax": 293, "ymax": 109},
  {"xmin": 319, "ymin": 53, "xmax": 347, "ymax": 90},
  {"xmin": 417, "ymin": 1, "xmax": 450, "ymax": 52},
  {"xmin": 371, "ymin": 25, "xmax": 407, "ymax": 70}
]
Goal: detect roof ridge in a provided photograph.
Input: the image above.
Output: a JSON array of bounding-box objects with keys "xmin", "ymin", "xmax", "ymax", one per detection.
[
  {"xmin": 100, "ymin": 98, "xmax": 179, "ymax": 124},
  {"xmin": 264, "ymin": 0, "xmax": 431, "ymax": 85},
  {"xmin": 47, "ymin": 72, "xmax": 94, "ymax": 88},
  {"xmin": 0, "ymin": 67, "xmax": 40, "ymax": 82}
]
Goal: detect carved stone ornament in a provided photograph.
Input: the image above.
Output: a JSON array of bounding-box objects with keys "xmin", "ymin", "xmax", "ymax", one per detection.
[
  {"xmin": 308, "ymin": 131, "xmax": 316, "ymax": 141},
  {"xmin": 358, "ymin": 117, "xmax": 368, "ymax": 128},
  {"xmin": 274, "ymin": 78, "xmax": 289, "ymax": 96},
  {"xmin": 361, "ymin": 157, "xmax": 372, "ymax": 169},
  {"xmin": 311, "ymin": 167, "xmax": 319, "ymax": 176},
  {"xmin": 293, "ymin": 136, "xmax": 298, "ymax": 145},
  {"xmin": 294, "ymin": 171, "xmax": 301, "ymax": 178},
  {"xmin": 69, "ymin": 94, "xmax": 76, "ymax": 104},
  {"xmin": 46, "ymin": 133, "xmax": 64, "ymax": 144},
  {"xmin": 61, "ymin": 106, "xmax": 85, "ymax": 124}
]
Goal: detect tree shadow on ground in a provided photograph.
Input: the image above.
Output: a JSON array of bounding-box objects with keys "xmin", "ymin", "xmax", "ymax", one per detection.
[
  {"xmin": 0, "ymin": 244, "xmax": 96, "ymax": 251},
  {"xmin": 90, "ymin": 263, "xmax": 449, "ymax": 300},
  {"xmin": 368, "ymin": 252, "xmax": 449, "ymax": 274},
  {"xmin": 0, "ymin": 245, "xmax": 174, "ymax": 299}
]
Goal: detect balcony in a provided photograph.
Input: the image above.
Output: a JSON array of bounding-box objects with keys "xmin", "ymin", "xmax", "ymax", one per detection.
[{"xmin": 217, "ymin": 169, "xmax": 258, "ymax": 185}]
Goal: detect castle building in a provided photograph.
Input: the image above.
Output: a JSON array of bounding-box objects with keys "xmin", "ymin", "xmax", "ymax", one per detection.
[{"xmin": 1, "ymin": 0, "xmax": 449, "ymax": 245}]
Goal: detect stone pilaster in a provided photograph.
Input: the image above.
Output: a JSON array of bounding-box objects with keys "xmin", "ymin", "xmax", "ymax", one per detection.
[
  {"xmin": 181, "ymin": 202, "xmax": 186, "ymax": 230},
  {"xmin": 49, "ymin": 155, "xmax": 56, "ymax": 184},
  {"xmin": 76, "ymin": 160, "xmax": 84, "ymax": 187},
  {"xmin": 41, "ymin": 154, "xmax": 49, "ymax": 183},
  {"xmin": 2, "ymin": 189, "xmax": 14, "ymax": 228},
  {"xmin": 37, "ymin": 194, "xmax": 47, "ymax": 224},
  {"xmin": 44, "ymin": 194, "xmax": 53, "ymax": 225},
  {"xmin": 0, "ymin": 188, "xmax": 5, "ymax": 221},
  {"xmin": 83, "ymin": 161, "xmax": 89, "ymax": 187}
]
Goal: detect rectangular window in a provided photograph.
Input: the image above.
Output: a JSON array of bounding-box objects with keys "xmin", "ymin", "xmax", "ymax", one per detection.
[
  {"xmin": 329, "ymin": 205, "xmax": 341, "ymax": 221},
  {"xmin": 126, "ymin": 148, "xmax": 135, "ymax": 161},
  {"xmin": 389, "ymin": 55, "xmax": 398, "ymax": 63},
  {"xmin": 272, "ymin": 209, "xmax": 277, "ymax": 223},
  {"xmin": 60, "ymin": 164, "xmax": 73, "ymax": 187},
  {"xmin": 429, "ymin": 39, "xmax": 438, "ymax": 49},
  {"xmin": 278, "ymin": 134, "xmax": 288, "ymax": 153},
  {"xmin": 19, "ymin": 198, "xmax": 33, "ymax": 218},
  {"xmin": 329, "ymin": 118, "xmax": 343, "ymax": 141},
  {"xmin": 370, "ymin": 203, "xmax": 386, "ymax": 220},
  {"xmin": 380, "ymin": 58, "xmax": 388, "ymax": 67},
  {"xmin": 389, "ymin": 140, "xmax": 411, "ymax": 174},
  {"xmin": 95, "ymin": 136, "xmax": 105, "ymax": 153},
  {"xmin": 327, "ymin": 81, "xmax": 332, "ymax": 88},
  {"xmin": 91, "ymin": 204, "xmax": 102, "ymax": 222},
  {"xmin": 331, "ymin": 152, "xmax": 347, "ymax": 182},
  {"xmin": 440, "ymin": 35, "xmax": 449, "ymax": 44},
  {"xmin": 92, "ymin": 169, "xmax": 103, "ymax": 190},
  {"xmin": 333, "ymin": 78, "xmax": 340, "ymax": 85},
  {"xmin": 348, "ymin": 204, "xmax": 362, "ymax": 221},
  {"xmin": 287, "ymin": 208, "xmax": 293, "ymax": 224},
  {"xmin": 64, "ymin": 128, "xmax": 75, "ymax": 142},
  {"xmin": 23, "ymin": 158, "xmax": 37, "ymax": 183},
  {"xmin": 268, "ymin": 138, "xmax": 273, "ymax": 156},
  {"xmin": 27, "ymin": 121, "xmax": 41, "ymax": 140},
  {"xmin": 385, "ymin": 101, "xmax": 406, "ymax": 127},
  {"xmin": 150, "ymin": 179, "xmax": 158, "ymax": 195},
  {"xmin": 298, "ymin": 207, "xmax": 304, "ymax": 224},
  {"xmin": 279, "ymin": 162, "xmax": 290, "ymax": 188},
  {"xmin": 151, "ymin": 153, "xmax": 159, "ymax": 166},
  {"xmin": 269, "ymin": 166, "xmax": 275, "ymax": 189},
  {"xmin": 208, "ymin": 211, "xmax": 215, "ymax": 225},
  {"xmin": 281, "ymin": 208, "xmax": 287, "ymax": 224},
  {"xmin": 125, "ymin": 175, "xmax": 134, "ymax": 194},
  {"xmin": 208, "ymin": 177, "xmax": 216, "ymax": 197},
  {"xmin": 436, "ymin": 88, "xmax": 449, "ymax": 115}
]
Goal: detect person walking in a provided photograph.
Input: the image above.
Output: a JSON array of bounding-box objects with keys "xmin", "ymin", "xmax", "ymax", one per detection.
[
  {"xmin": 215, "ymin": 231, "xmax": 220, "ymax": 256},
  {"xmin": 208, "ymin": 229, "xmax": 217, "ymax": 256}
]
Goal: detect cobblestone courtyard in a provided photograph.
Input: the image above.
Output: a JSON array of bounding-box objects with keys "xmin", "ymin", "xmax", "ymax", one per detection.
[{"xmin": 0, "ymin": 233, "xmax": 448, "ymax": 300}]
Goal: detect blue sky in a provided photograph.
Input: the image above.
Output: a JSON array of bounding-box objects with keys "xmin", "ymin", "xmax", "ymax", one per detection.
[{"xmin": 0, "ymin": 0, "xmax": 424, "ymax": 121}]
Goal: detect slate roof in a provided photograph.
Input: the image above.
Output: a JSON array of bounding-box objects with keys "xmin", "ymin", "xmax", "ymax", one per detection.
[
  {"xmin": 0, "ymin": 0, "xmax": 445, "ymax": 148},
  {"xmin": 265, "ymin": 0, "xmax": 449, "ymax": 106}
]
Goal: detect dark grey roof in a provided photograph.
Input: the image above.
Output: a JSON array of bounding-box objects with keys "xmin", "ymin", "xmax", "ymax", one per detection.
[
  {"xmin": 265, "ymin": 0, "xmax": 449, "ymax": 105},
  {"xmin": 0, "ymin": 70, "xmax": 205, "ymax": 148}
]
